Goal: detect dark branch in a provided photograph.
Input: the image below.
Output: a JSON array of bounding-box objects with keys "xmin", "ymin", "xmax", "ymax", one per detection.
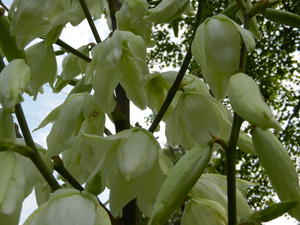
[
  {"xmin": 226, "ymin": 13, "xmax": 249, "ymax": 225},
  {"xmin": 148, "ymin": 0, "xmax": 205, "ymax": 133},
  {"xmin": 0, "ymin": 1, "xmax": 9, "ymax": 11},
  {"xmin": 55, "ymin": 39, "xmax": 92, "ymax": 62},
  {"xmin": 0, "ymin": 57, "xmax": 60, "ymax": 191},
  {"xmin": 78, "ymin": 0, "xmax": 102, "ymax": 43}
]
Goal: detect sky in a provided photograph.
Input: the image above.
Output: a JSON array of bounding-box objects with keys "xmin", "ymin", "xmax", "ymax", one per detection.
[{"xmin": 1, "ymin": 0, "xmax": 299, "ymax": 225}]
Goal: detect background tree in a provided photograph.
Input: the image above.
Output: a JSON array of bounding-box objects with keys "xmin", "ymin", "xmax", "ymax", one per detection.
[{"xmin": 148, "ymin": 0, "xmax": 300, "ymax": 212}]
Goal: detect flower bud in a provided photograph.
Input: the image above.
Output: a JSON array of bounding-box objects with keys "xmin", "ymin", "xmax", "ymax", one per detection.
[
  {"xmin": 23, "ymin": 189, "xmax": 111, "ymax": 225},
  {"xmin": 192, "ymin": 14, "xmax": 255, "ymax": 99},
  {"xmin": 148, "ymin": 144, "xmax": 212, "ymax": 225},
  {"xmin": 252, "ymin": 128, "xmax": 300, "ymax": 220},
  {"xmin": 228, "ymin": 73, "xmax": 281, "ymax": 130}
]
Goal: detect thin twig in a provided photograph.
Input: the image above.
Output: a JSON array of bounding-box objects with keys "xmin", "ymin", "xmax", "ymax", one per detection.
[
  {"xmin": 55, "ymin": 39, "xmax": 92, "ymax": 62},
  {"xmin": 0, "ymin": 58, "xmax": 60, "ymax": 191},
  {"xmin": 52, "ymin": 155, "xmax": 84, "ymax": 191},
  {"xmin": 15, "ymin": 104, "xmax": 61, "ymax": 191},
  {"xmin": 0, "ymin": 1, "xmax": 9, "ymax": 11},
  {"xmin": 78, "ymin": 0, "xmax": 101, "ymax": 43},
  {"xmin": 148, "ymin": 0, "xmax": 205, "ymax": 133}
]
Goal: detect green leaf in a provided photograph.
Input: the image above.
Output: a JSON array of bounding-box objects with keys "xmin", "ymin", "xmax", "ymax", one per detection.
[{"xmin": 0, "ymin": 59, "xmax": 31, "ymax": 111}]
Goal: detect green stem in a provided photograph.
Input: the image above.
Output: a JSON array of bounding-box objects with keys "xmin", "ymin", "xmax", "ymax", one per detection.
[
  {"xmin": 148, "ymin": 0, "xmax": 205, "ymax": 133},
  {"xmin": 226, "ymin": 13, "xmax": 249, "ymax": 225},
  {"xmin": 0, "ymin": 51, "xmax": 61, "ymax": 192},
  {"xmin": 52, "ymin": 155, "xmax": 84, "ymax": 191},
  {"xmin": 78, "ymin": 0, "xmax": 102, "ymax": 43},
  {"xmin": 55, "ymin": 39, "xmax": 92, "ymax": 62},
  {"xmin": 226, "ymin": 113, "xmax": 243, "ymax": 225},
  {"xmin": 14, "ymin": 104, "xmax": 61, "ymax": 191}
]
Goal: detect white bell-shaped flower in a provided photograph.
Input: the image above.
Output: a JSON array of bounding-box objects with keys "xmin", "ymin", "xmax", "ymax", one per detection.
[
  {"xmin": 82, "ymin": 127, "xmax": 166, "ymax": 217},
  {"xmin": 0, "ymin": 59, "xmax": 31, "ymax": 111},
  {"xmin": 181, "ymin": 199, "xmax": 227, "ymax": 225},
  {"xmin": 23, "ymin": 189, "xmax": 111, "ymax": 225},
  {"xmin": 192, "ymin": 14, "xmax": 255, "ymax": 99},
  {"xmin": 90, "ymin": 30, "xmax": 148, "ymax": 112}
]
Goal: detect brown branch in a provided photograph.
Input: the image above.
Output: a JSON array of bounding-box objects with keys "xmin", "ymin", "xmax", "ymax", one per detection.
[{"xmin": 148, "ymin": 0, "xmax": 206, "ymax": 133}]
